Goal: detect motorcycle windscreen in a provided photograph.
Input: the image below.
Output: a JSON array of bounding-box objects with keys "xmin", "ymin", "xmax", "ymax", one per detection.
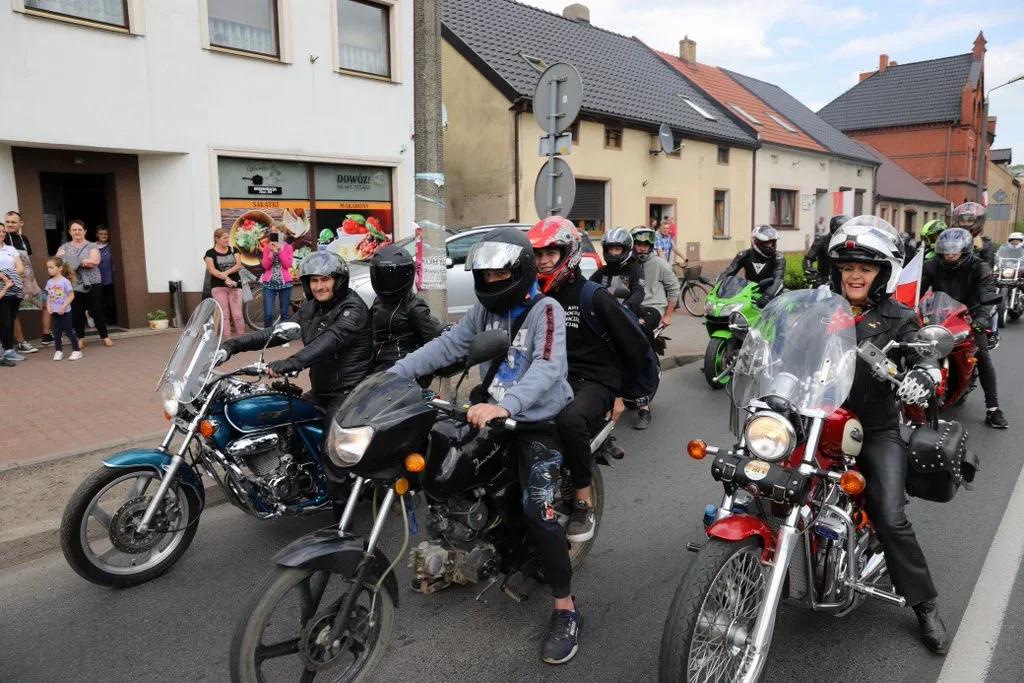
[
  {"xmin": 731, "ymin": 289, "xmax": 857, "ymax": 415},
  {"xmin": 917, "ymin": 292, "xmax": 968, "ymax": 327},
  {"xmin": 333, "ymin": 372, "xmax": 428, "ymax": 429},
  {"xmin": 996, "ymin": 245, "xmax": 1024, "ymax": 260},
  {"xmin": 715, "ymin": 275, "xmax": 752, "ymax": 300},
  {"xmin": 156, "ymin": 298, "xmax": 224, "ymax": 404}
]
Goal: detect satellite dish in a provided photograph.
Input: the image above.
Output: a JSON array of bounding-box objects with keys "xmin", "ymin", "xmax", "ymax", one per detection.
[{"xmin": 658, "ymin": 123, "xmax": 675, "ymax": 155}]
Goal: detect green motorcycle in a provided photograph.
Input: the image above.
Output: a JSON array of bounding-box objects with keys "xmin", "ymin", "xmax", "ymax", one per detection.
[{"xmin": 702, "ymin": 276, "xmax": 763, "ymax": 389}]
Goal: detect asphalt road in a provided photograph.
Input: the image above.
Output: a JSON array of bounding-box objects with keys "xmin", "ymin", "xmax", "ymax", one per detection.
[{"xmin": 2, "ymin": 333, "xmax": 1024, "ymax": 683}]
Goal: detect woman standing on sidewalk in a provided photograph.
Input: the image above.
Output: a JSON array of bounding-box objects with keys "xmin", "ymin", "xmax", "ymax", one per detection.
[
  {"xmin": 205, "ymin": 228, "xmax": 244, "ymax": 338},
  {"xmin": 0, "ymin": 220, "xmax": 26, "ymax": 363},
  {"xmin": 57, "ymin": 220, "xmax": 112, "ymax": 348},
  {"xmin": 259, "ymin": 224, "xmax": 293, "ymax": 328}
]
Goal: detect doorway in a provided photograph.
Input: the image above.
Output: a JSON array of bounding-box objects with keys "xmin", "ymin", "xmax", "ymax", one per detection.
[{"xmin": 647, "ymin": 201, "xmax": 675, "ymax": 229}]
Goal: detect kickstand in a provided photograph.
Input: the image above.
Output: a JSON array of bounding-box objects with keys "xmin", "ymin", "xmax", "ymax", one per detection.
[
  {"xmin": 475, "ymin": 576, "xmax": 498, "ymax": 603},
  {"xmin": 500, "ymin": 573, "xmax": 529, "ymax": 603}
]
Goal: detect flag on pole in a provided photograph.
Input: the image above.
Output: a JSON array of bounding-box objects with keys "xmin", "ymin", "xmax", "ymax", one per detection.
[{"xmin": 895, "ymin": 250, "xmax": 923, "ymax": 309}]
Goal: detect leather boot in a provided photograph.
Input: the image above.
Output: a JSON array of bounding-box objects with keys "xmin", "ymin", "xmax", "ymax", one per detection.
[{"xmin": 913, "ymin": 598, "xmax": 949, "ymax": 654}]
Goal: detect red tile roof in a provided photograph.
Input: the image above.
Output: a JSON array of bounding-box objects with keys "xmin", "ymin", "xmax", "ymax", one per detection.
[{"xmin": 658, "ymin": 51, "xmax": 828, "ymax": 153}]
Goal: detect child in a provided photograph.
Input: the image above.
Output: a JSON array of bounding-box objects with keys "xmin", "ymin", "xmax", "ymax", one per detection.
[
  {"xmin": 45, "ymin": 257, "xmax": 81, "ymax": 361},
  {"xmin": 367, "ymin": 245, "xmax": 443, "ymax": 371}
]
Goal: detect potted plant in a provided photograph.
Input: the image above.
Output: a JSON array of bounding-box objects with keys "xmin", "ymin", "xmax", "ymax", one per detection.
[{"xmin": 147, "ymin": 309, "xmax": 169, "ymax": 330}]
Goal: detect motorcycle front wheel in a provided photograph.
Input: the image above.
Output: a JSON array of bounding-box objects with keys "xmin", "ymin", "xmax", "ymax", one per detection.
[
  {"xmin": 703, "ymin": 338, "xmax": 732, "ymax": 390},
  {"xmin": 659, "ymin": 537, "xmax": 770, "ymax": 683},
  {"xmin": 230, "ymin": 567, "xmax": 395, "ymax": 683}
]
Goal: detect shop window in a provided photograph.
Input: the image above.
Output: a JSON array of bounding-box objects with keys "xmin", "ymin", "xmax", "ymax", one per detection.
[
  {"xmin": 206, "ymin": 0, "xmax": 280, "ymax": 58},
  {"xmin": 604, "ymin": 126, "xmax": 623, "ymax": 150},
  {"xmin": 336, "ymin": 0, "xmax": 391, "ymax": 78},
  {"xmin": 714, "ymin": 190, "xmax": 730, "ymax": 238},
  {"xmin": 717, "ymin": 147, "xmax": 730, "ymax": 165},
  {"xmin": 20, "ymin": 0, "xmax": 130, "ymax": 29},
  {"xmin": 770, "ymin": 189, "xmax": 796, "ymax": 228}
]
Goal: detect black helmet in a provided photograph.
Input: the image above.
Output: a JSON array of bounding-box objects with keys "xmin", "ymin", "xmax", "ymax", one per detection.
[
  {"xmin": 299, "ymin": 250, "xmax": 350, "ymax": 301},
  {"xmin": 369, "ymin": 245, "xmax": 414, "ymax": 303},
  {"xmin": 751, "ymin": 225, "xmax": 778, "ymax": 258},
  {"xmin": 466, "ymin": 226, "xmax": 538, "ymax": 314},
  {"xmin": 602, "ymin": 228, "xmax": 634, "ymax": 269},
  {"xmin": 934, "ymin": 228, "xmax": 974, "ymax": 271},
  {"xmin": 829, "ymin": 214, "xmax": 851, "ymax": 235}
]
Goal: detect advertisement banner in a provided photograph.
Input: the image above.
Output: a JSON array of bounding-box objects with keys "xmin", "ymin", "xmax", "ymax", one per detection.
[{"xmin": 218, "ymin": 200, "xmax": 314, "ymax": 277}]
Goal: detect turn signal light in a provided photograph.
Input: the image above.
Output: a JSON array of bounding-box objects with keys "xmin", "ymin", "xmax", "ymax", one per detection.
[
  {"xmin": 967, "ymin": 357, "xmax": 978, "ymax": 365},
  {"xmin": 199, "ymin": 420, "xmax": 216, "ymax": 438},
  {"xmin": 395, "ymin": 477, "xmax": 410, "ymax": 496},
  {"xmin": 840, "ymin": 471, "xmax": 866, "ymax": 496},
  {"xmin": 687, "ymin": 440, "xmax": 708, "ymax": 460},
  {"xmin": 164, "ymin": 411, "xmax": 172, "ymax": 421},
  {"xmin": 405, "ymin": 454, "xmax": 426, "ymax": 473}
]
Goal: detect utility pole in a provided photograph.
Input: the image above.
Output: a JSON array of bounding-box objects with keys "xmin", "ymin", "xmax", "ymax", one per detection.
[{"xmin": 413, "ymin": 0, "xmax": 448, "ymax": 321}]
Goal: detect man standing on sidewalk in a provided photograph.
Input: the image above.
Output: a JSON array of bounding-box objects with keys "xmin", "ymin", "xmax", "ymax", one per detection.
[{"xmin": 3, "ymin": 211, "xmax": 49, "ymax": 352}]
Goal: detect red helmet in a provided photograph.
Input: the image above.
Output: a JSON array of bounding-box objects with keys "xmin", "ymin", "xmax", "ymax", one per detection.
[{"xmin": 527, "ymin": 216, "xmax": 583, "ymax": 293}]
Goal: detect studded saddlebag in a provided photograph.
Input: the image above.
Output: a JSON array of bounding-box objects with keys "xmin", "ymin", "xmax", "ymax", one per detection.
[{"xmin": 904, "ymin": 420, "xmax": 979, "ymax": 503}]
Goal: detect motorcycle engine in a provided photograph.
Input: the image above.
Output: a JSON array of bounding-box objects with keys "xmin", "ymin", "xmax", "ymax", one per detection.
[
  {"xmin": 409, "ymin": 495, "xmax": 499, "ymax": 586},
  {"xmin": 226, "ymin": 430, "xmax": 318, "ymax": 504}
]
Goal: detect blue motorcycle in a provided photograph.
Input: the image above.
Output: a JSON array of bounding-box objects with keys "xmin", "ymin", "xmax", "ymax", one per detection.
[{"xmin": 60, "ymin": 299, "xmax": 334, "ymax": 587}]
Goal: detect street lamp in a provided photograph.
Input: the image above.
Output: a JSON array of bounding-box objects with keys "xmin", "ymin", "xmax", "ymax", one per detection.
[{"xmin": 975, "ymin": 73, "xmax": 1024, "ymax": 203}]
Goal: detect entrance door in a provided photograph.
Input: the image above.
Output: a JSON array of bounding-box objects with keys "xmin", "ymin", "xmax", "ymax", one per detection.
[{"xmin": 814, "ymin": 190, "xmax": 830, "ymax": 237}]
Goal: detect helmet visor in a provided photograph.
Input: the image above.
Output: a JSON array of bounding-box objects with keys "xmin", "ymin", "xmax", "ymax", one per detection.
[
  {"xmin": 935, "ymin": 229, "xmax": 973, "ymax": 255},
  {"xmin": 300, "ymin": 250, "xmax": 345, "ymax": 277},
  {"xmin": 633, "ymin": 231, "xmax": 656, "ymax": 245},
  {"xmin": 465, "ymin": 242, "xmax": 525, "ymax": 271}
]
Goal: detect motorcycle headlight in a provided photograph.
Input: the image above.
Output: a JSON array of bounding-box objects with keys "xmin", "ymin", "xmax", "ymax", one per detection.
[
  {"xmin": 744, "ymin": 412, "xmax": 796, "ymax": 462},
  {"xmin": 161, "ymin": 381, "xmax": 183, "ymax": 417},
  {"xmin": 1003, "ymin": 269, "xmax": 1015, "ymax": 279},
  {"xmin": 327, "ymin": 423, "xmax": 375, "ymax": 467},
  {"xmin": 721, "ymin": 303, "xmax": 744, "ymax": 317},
  {"xmin": 704, "ymin": 299, "xmax": 716, "ymax": 315}
]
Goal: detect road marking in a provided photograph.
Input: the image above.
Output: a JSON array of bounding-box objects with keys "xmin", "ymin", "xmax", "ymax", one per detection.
[{"xmin": 938, "ymin": 459, "xmax": 1024, "ymax": 683}]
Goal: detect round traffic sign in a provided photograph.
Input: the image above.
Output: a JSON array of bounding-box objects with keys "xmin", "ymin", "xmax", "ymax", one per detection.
[
  {"xmin": 533, "ymin": 158, "xmax": 576, "ymax": 218},
  {"xmin": 533, "ymin": 62, "xmax": 583, "ymax": 135}
]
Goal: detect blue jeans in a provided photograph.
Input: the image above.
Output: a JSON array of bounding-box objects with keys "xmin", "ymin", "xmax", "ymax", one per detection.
[{"xmin": 262, "ymin": 285, "xmax": 291, "ymax": 328}]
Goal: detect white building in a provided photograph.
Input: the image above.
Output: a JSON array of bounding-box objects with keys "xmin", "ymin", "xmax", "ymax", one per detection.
[{"xmin": 0, "ymin": 0, "xmax": 414, "ymax": 331}]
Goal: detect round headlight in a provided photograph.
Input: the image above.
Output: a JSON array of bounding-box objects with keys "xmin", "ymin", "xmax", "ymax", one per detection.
[
  {"xmin": 160, "ymin": 381, "xmax": 183, "ymax": 417},
  {"xmin": 327, "ymin": 423, "xmax": 375, "ymax": 467},
  {"xmin": 704, "ymin": 299, "xmax": 715, "ymax": 315},
  {"xmin": 1003, "ymin": 268, "xmax": 1015, "ymax": 279},
  {"xmin": 744, "ymin": 412, "xmax": 796, "ymax": 462},
  {"xmin": 721, "ymin": 303, "xmax": 743, "ymax": 317}
]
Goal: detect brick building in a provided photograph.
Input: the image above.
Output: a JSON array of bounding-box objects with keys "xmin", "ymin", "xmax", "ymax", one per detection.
[{"xmin": 818, "ymin": 33, "xmax": 992, "ymax": 208}]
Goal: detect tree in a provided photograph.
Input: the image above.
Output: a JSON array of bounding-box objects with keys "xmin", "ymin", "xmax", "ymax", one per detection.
[{"xmin": 1008, "ymin": 164, "xmax": 1024, "ymax": 178}]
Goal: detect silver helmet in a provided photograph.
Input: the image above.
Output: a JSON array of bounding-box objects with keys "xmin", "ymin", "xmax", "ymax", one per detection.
[{"xmin": 827, "ymin": 215, "xmax": 904, "ymax": 300}]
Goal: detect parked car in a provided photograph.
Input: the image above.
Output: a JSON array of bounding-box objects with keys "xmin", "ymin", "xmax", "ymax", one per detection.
[{"xmin": 349, "ymin": 223, "xmax": 601, "ymax": 317}]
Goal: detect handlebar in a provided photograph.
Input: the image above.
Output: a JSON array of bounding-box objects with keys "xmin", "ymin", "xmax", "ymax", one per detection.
[{"xmin": 428, "ymin": 398, "xmax": 556, "ymax": 433}]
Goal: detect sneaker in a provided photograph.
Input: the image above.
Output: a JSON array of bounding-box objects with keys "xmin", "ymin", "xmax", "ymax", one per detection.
[
  {"xmin": 53, "ymin": 351, "xmax": 63, "ymax": 361},
  {"xmin": 988, "ymin": 333, "xmax": 1000, "ymax": 351},
  {"xmin": 16, "ymin": 341, "xmax": 38, "ymax": 354},
  {"xmin": 0, "ymin": 356, "xmax": 14, "ymax": 367},
  {"xmin": 69, "ymin": 351, "xmax": 84, "ymax": 361},
  {"xmin": 3, "ymin": 349, "xmax": 26, "ymax": 362},
  {"xmin": 599, "ymin": 435, "xmax": 625, "ymax": 460},
  {"xmin": 542, "ymin": 603, "xmax": 582, "ymax": 665},
  {"xmin": 566, "ymin": 499, "xmax": 595, "ymax": 543},
  {"xmin": 634, "ymin": 409, "xmax": 652, "ymax": 430},
  {"xmin": 86, "ymin": 312, "xmax": 95, "ymax": 329},
  {"xmin": 283, "ymin": 342, "xmax": 291, "ymax": 348},
  {"xmin": 986, "ymin": 408, "xmax": 1009, "ymax": 429},
  {"xmin": 39, "ymin": 334, "xmax": 54, "ymax": 347}
]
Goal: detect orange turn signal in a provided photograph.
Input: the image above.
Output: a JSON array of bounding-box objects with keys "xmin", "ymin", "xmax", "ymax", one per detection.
[
  {"xmin": 199, "ymin": 420, "xmax": 216, "ymax": 439},
  {"xmin": 164, "ymin": 411, "xmax": 173, "ymax": 421},
  {"xmin": 395, "ymin": 477, "xmax": 410, "ymax": 496},
  {"xmin": 405, "ymin": 454, "xmax": 426, "ymax": 473},
  {"xmin": 687, "ymin": 440, "xmax": 708, "ymax": 460},
  {"xmin": 840, "ymin": 471, "xmax": 866, "ymax": 496},
  {"xmin": 967, "ymin": 357, "xmax": 978, "ymax": 365}
]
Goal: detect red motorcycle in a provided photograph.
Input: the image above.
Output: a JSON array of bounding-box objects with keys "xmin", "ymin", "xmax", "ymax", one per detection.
[{"xmin": 658, "ymin": 289, "xmax": 975, "ymax": 683}]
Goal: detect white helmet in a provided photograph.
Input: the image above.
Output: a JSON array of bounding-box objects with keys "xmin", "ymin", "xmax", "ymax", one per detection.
[
  {"xmin": 1009, "ymin": 232, "xmax": 1024, "ymax": 245},
  {"xmin": 827, "ymin": 215, "xmax": 904, "ymax": 301}
]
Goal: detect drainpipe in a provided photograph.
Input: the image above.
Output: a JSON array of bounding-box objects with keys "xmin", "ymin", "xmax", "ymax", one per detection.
[
  {"xmin": 750, "ymin": 145, "xmax": 757, "ymax": 227},
  {"xmin": 943, "ymin": 121, "xmax": 955, "ymax": 200},
  {"xmin": 871, "ymin": 163, "xmax": 880, "ymax": 213},
  {"xmin": 512, "ymin": 98, "xmax": 524, "ymax": 223}
]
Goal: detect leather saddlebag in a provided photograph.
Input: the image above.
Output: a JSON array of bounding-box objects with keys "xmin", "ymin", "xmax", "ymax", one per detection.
[{"xmin": 905, "ymin": 420, "xmax": 979, "ymax": 503}]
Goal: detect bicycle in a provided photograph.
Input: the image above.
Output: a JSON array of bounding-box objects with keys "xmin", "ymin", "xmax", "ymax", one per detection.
[
  {"xmin": 673, "ymin": 261, "xmax": 712, "ymax": 317},
  {"xmin": 243, "ymin": 283, "xmax": 303, "ymax": 331}
]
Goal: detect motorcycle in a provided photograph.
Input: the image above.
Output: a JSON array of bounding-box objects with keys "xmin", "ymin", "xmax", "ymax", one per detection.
[
  {"xmin": 60, "ymin": 299, "xmax": 335, "ymax": 588},
  {"xmin": 229, "ymin": 330, "xmax": 611, "ymax": 682},
  {"xmin": 995, "ymin": 244, "xmax": 1024, "ymax": 325},
  {"xmin": 658, "ymin": 288, "xmax": 976, "ymax": 682},
  {"xmin": 702, "ymin": 276, "xmax": 766, "ymax": 389}
]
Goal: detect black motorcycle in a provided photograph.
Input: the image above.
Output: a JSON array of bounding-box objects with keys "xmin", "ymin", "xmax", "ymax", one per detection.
[{"xmin": 229, "ymin": 330, "xmax": 606, "ymax": 682}]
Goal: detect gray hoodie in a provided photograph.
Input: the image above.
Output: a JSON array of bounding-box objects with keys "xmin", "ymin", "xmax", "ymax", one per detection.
[{"xmin": 392, "ymin": 298, "xmax": 573, "ymax": 422}]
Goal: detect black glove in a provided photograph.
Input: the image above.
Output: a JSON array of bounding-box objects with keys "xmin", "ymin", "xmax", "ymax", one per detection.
[
  {"xmin": 896, "ymin": 368, "xmax": 938, "ymax": 407},
  {"xmin": 269, "ymin": 357, "xmax": 303, "ymax": 376},
  {"xmin": 214, "ymin": 347, "xmax": 233, "ymax": 366},
  {"xmin": 754, "ymin": 295, "xmax": 769, "ymax": 308}
]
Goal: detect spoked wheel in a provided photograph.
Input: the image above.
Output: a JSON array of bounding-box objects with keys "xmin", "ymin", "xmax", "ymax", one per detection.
[
  {"xmin": 231, "ymin": 567, "xmax": 395, "ymax": 683},
  {"xmin": 659, "ymin": 537, "xmax": 770, "ymax": 683},
  {"xmin": 60, "ymin": 466, "xmax": 202, "ymax": 587},
  {"xmin": 244, "ymin": 284, "xmax": 267, "ymax": 331},
  {"xmin": 681, "ymin": 283, "xmax": 710, "ymax": 317},
  {"xmin": 703, "ymin": 338, "xmax": 735, "ymax": 390},
  {"xmin": 558, "ymin": 465, "xmax": 604, "ymax": 569}
]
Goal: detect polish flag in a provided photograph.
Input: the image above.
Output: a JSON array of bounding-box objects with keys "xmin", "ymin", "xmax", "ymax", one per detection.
[{"xmin": 895, "ymin": 250, "xmax": 923, "ymax": 309}]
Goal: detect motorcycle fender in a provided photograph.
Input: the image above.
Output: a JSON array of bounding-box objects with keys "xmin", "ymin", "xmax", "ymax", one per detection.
[
  {"xmin": 707, "ymin": 515, "xmax": 776, "ymax": 561},
  {"xmin": 709, "ymin": 330, "xmax": 734, "ymax": 341},
  {"xmin": 103, "ymin": 449, "xmax": 205, "ymax": 505},
  {"xmin": 274, "ymin": 528, "xmax": 399, "ymax": 608}
]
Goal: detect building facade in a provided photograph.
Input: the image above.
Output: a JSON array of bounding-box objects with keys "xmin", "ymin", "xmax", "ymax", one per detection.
[
  {"xmin": 987, "ymin": 160, "xmax": 1020, "ymax": 244},
  {"xmin": 0, "ymin": 0, "xmax": 414, "ymax": 331},
  {"xmin": 859, "ymin": 142, "xmax": 949, "ymax": 236}
]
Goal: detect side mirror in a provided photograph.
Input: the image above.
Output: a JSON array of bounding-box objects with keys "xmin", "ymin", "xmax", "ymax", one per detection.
[
  {"xmin": 915, "ymin": 325, "xmax": 955, "ymax": 359},
  {"xmin": 271, "ymin": 321, "xmax": 302, "ymax": 342},
  {"xmin": 728, "ymin": 310, "xmax": 749, "ymax": 338},
  {"xmin": 466, "ymin": 329, "xmax": 510, "ymax": 367},
  {"xmin": 445, "ymin": 257, "xmax": 454, "ymax": 268}
]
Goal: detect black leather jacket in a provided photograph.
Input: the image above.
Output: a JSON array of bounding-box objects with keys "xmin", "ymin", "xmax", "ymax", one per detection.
[
  {"xmin": 371, "ymin": 292, "xmax": 444, "ymax": 369},
  {"xmin": 803, "ymin": 234, "xmax": 832, "ymax": 277},
  {"xmin": 847, "ymin": 297, "xmax": 938, "ymax": 433},
  {"xmin": 975, "ymin": 236, "xmax": 996, "ymax": 268},
  {"xmin": 720, "ymin": 248, "xmax": 786, "ymax": 297},
  {"xmin": 224, "ymin": 289, "xmax": 372, "ymax": 400},
  {"xmin": 921, "ymin": 253, "xmax": 1002, "ymax": 321}
]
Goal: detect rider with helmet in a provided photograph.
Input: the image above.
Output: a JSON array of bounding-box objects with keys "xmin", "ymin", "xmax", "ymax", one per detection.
[
  {"xmin": 803, "ymin": 214, "xmax": 851, "ymax": 284},
  {"xmin": 1006, "ymin": 232, "xmax": 1024, "ymax": 248},
  {"xmin": 920, "ymin": 219, "xmax": 948, "ymax": 260},
  {"xmin": 367, "ymin": 244, "xmax": 443, "ymax": 371},
  {"xmin": 719, "ymin": 225, "xmax": 786, "ymax": 306},
  {"xmin": 589, "ymin": 227, "xmax": 646, "ymax": 314},
  {"xmin": 631, "ymin": 226, "xmax": 681, "ymax": 334},
  {"xmin": 828, "ymin": 215, "xmax": 948, "ymax": 654},
  {"xmin": 900, "ymin": 231, "xmax": 919, "ymax": 265},
  {"xmin": 529, "ymin": 217, "xmax": 649, "ymax": 543},
  {"xmin": 922, "ymin": 227, "xmax": 1007, "ymax": 428},
  {"xmin": 390, "ymin": 227, "xmax": 583, "ymax": 665},
  {"xmin": 954, "ymin": 202, "xmax": 995, "ymax": 267}
]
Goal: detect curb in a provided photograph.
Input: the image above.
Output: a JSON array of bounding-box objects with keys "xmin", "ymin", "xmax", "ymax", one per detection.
[{"xmin": 0, "ymin": 430, "xmax": 169, "ymax": 474}]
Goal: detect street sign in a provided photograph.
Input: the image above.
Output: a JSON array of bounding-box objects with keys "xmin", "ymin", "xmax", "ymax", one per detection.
[
  {"xmin": 534, "ymin": 158, "xmax": 576, "ymax": 218},
  {"xmin": 533, "ymin": 63, "xmax": 583, "ymax": 135},
  {"xmin": 539, "ymin": 133, "xmax": 573, "ymax": 156},
  {"xmin": 994, "ymin": 189, "xmax": 1008, "ymax": 203}
]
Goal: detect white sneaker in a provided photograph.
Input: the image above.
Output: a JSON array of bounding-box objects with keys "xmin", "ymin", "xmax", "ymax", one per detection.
[
  {"xmin": 53, "ymin": 351, "xmax": 64, "ymax": 361},
  {"xmin": 283, "ymin": 342, "xmax": 291, "ymax": 348},
  {"xmin": 69, "ymin": 351, "xmax": 83, "ymax": 361},
  {"xmin": 86, "ymin": 313, "xmax": 95, "ymax": 329}
]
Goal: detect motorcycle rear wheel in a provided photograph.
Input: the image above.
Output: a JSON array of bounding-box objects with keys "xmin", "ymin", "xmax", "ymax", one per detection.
[
  {"xmin": 566, "ymin": 465, "xmax": 605, "ymax": 569},
  {"xmin": 659, "ymin": 537, "xmax": 770, "ymax": 683}
]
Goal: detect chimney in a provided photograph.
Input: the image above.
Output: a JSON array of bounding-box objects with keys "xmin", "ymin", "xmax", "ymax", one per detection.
[
  {"xmin": 563, "ymin": 3, "xmax": 589, "ymax": 23},
  {"xmin": 888, "ymin": 60, "xmax": 897, "ymax": 67},
  {"xmin": 878, "ymin": 53, "xmax": 888, "ymax": 74},
  {"xmin": 679, "ymin": 35, "xmax": 697, "ymax": 63}
]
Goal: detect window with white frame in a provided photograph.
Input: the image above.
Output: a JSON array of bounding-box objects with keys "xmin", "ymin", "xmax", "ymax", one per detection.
[
  {"xmin": 678, "ymin": 95, "xmax": 717, "ymax": 121},
  {"xmin": 714, "ymin": 190, "xmax": 730, "ymax": 238},
  {"xmin": 207, "ymin": 0, "xmax": 280, "ymax": 57},
  {"xmin": 729, "ymin": 104, "xmax": 762, "ymax": 126},
  {"xmin": 22, "ymin": 0, "xmax": 128, "ymax": 28},
  {"xmin": 337, "ymin": 0, "xmax": 391, "ymax": 78}
]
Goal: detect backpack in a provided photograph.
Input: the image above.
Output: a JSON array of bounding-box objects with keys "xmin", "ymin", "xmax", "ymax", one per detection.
[{"xmin": 579, "ymin": 281, "xmax": 660, "ymax": 407}]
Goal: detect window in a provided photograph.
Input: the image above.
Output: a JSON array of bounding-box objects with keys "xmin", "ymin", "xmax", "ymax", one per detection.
[
  {"xmin": 714, "ymin": 190, "xmax": 730, "ymax": 238},
  {"xmin": 678, "ymin": 95, "xmax": 717, "ymax": 121},
  {"xmin": 521, "ymin": 54, "xmax": 548, "ymax": 72},
  {"xmin": 717, "ymin": 147, "xmax": 730, "ymax": 165},
  {"xmin": 207, "ymin": 0, "xmax": 279, "ymax": 57},
  {"xmin": 447, "ymin": 233, "xmax": 486, "ymax": 265},
  {"xmin": 569, "ymin": 180, "xmax": 608, "ymax": 234},
  {"xmin": 729, "ymin": 104, "xmax": 762, "ymax": 126},
  {"xmin": 337, "ymin": 0, "xmax": 391, "ymax": 78},
  {"xmin": 881, "ymin": 207, "xmax": 889, "ymax": 222},
  {"xmin": 854, "ymin": 189, "xmax": 865, "ymax": 215},
  {"xmin": 770, "ymin": 189, "xmax": 797, "ymax": 228},
  {"xmin": 22, "ymin": 0, "xmax": 128, "ymax": 29},
  {"xmin": 604, "ymin": 126, "xmax": 623, "ymax": 150},
  {"xmin": 768, "ymin": 114, "xmax": 798, "ymax": 133},
  {"xmin": 667, "ymin": 142, "xmax": 681, "ymax": 158}
]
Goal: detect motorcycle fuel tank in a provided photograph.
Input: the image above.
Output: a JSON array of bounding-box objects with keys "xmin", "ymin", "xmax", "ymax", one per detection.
[
  {"xmin": 421, "ymin": 420, "xmax": 511, "ymax": 501},
  {"xmin": 225, "ymin": 393, "xmax": 320, "ymax": 433}
]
